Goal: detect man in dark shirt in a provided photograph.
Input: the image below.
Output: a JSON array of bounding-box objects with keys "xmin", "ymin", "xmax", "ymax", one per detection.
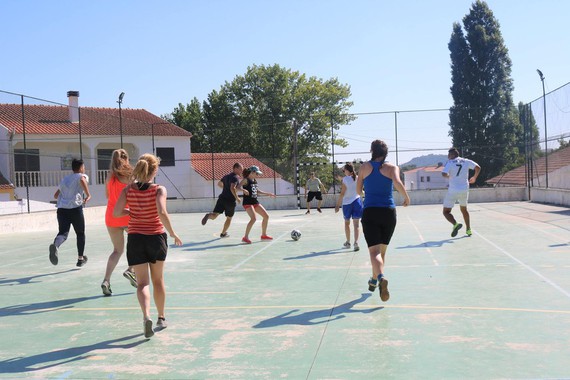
[{"xmin": 201, "ymin": 162, "xmax": 247, "ymax": 238}]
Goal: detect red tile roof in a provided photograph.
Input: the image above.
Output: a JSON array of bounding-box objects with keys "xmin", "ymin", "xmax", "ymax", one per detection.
[
  {"xmin": 486, "ymin": 146, "xmax": 570, "ymax": 186},
  {"xmin": 403, "ymin": 165, "xmax": 444, "ymax": 174},
  {"xmin": 0, "ymin": 104, "xmax": 192, "ymax": 137},
  {"xmin": 191, "ymin": 153, "xmax": 282, "ymax": 181}
]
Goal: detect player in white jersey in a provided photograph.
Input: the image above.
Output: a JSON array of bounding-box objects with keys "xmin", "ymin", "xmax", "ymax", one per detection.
[{"xmin": 441, "ymin": 147, "xmax": 481, "ymax": 237}]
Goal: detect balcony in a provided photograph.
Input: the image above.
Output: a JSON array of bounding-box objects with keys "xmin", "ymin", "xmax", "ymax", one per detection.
[{"xmin": 14, "ymin": 170, "xmax": 108, "ymax": 187}]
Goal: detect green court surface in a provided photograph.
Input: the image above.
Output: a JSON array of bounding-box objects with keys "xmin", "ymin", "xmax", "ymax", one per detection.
[{"xmin": 1, "ymin": 201, "xmax": 569, "ymax": 379}]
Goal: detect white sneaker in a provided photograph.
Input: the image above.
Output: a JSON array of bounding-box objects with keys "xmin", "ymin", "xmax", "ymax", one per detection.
[
  {"xmin": 343, "ymin": 241, "xmax": 351, "ymax": 249},
  {"xmin": 353, "ymin": 242, "xmax": 360, "ymax": 251}
]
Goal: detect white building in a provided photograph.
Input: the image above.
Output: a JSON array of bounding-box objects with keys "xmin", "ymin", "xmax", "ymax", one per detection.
[
  {"xmin": 0, "ymin": 91, "xmax": 193, "ymax": 206},
  {"xmin": 403, "ymin": 164, "xmax": 446, "ymax": 190}
]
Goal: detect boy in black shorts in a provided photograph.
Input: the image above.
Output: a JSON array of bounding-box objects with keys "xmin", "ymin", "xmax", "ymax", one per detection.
[{"xmin": 201, "ymin": 162, "xmax": 248, "ymax": 237}]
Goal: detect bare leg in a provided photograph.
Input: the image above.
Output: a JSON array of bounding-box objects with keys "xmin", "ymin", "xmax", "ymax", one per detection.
[
  {"xmin": 443, "ymin": 207, "xmax": 456, "ymax": 225},
  {"xmin": 103, "ymin": 227, "xmax": 127, "ymax": 282},
  {"xmin": 221, "ymin": 216, "xmax": 232, "ymax": 235},
  {"xmin": 244, "ymin": 207, "xmax": 257, "ymax": 239},
  {"xmin": 353, "ymin": 219, "xmax": 360, "ymax": 244},
  {"xmin": 344, "ymin": 219, "xmax": 351, "ymax": 243},
  {"xmin": 149, "ymin": 261, "xmax": 166, "ymax": 319},
  {"xmin": 255, "ymin": 205, "xmax": 270, "ymax": 236},
  {"xmin": 369, "ymin": 243, "xmax": 389, "ymax": 278},
  {"xmin": 133, "ymin": 263, "xmax": 151, "ymax": 319},
  {"xmin": 460, "ymin": 206, "xmax": 470, "ymax": 230}
]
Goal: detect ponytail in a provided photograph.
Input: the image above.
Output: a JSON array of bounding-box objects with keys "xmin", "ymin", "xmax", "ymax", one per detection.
[
  {"xmin": 132, "ymin": 153, "xmax": 160, "ymax": 183},
  {"xmin": 343, "ymin": 163, "xmax": 356, "ymax": 181}
]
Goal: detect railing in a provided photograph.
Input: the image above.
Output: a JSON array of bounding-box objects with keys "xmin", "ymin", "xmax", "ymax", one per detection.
[{"xmin": 14, "ymin": 171, "xmax": 96, "ymax": 187}]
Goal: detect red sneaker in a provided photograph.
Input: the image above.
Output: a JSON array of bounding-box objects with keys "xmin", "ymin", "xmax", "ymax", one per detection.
[
  {"xmin": 242, "ymin": 237, "xmax": 252, "ymax": 244},
  {"xmin": 260, "ymin": 235, "xmax": 273, "ymax": 240}
]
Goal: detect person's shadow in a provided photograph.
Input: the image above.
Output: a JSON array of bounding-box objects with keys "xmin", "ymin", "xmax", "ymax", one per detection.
[
  {"xmin": 252, "ymin": 293, "xmax": 382, "ymax": 328},
  {"xmin": 0, "ymin": 334, "xmax": 146, "ymax": 373},
  {"xmin": 0, "ymin": 293, "xmax": 130, "ymax": 317},
  {"xmin": 284, "ymin": 248, "xmax": 347, "ymax": 260},
  {"xmin": 0, "ymin": 269, "xmax": 80, "ymax": 287},
  {"xmin": 396, "ymin": 237, "xmax": 467, "ymax": 249}
]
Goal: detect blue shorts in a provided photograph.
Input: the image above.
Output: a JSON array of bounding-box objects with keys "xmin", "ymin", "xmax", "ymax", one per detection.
[{"xmin": 342, "ymin": 198, "xmax": 363, "ymax": 220}]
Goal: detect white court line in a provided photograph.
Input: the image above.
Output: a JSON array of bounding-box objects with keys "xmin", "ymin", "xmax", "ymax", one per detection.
[
  {"xmin": 229, "ymin": 218, "xmax": 312, "ymax": 272},
  {"xmin": 406, "ymin": 214, "xmax": 439, "ymax": 266},
  {"xmin": 476, "ymin": 230, "xmax": 570, "ymax": 300}
]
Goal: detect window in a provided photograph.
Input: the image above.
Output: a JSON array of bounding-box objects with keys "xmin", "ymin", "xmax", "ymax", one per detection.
[
  {"xmin": 14, "ymin": 149, "xmax": 40, "ymax": 171},
  {"xmin": 427, "ymin": 176, "xmax": 431, "ymax": 182},
  {"xmin": 97, "ymin": 149, "xmax": 114, "ymax": 171},
  {"xmin": 420, "ymin": 176, "xmax": 424, "ymax": 182},
  {"xmin": 156, "ymin": 147, "xmax": 175, "ymax": 167}
]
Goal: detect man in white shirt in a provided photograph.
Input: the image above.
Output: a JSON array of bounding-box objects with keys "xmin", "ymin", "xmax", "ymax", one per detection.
[{"xmin": 441, "ymin": 147, "xmax": 481, "ymax": 237}]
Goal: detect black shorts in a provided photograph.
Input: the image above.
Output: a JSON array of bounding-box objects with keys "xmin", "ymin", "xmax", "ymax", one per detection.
[
  {"xmin": 127, "ymin": 233, "xmax": 168, "ymax": 266},
  {"xmin": 361, "ymin": 207, "xmax": 397, "ymax": 247},
  {"xmin": 307, "ymin": 191, "xmax": 322, "ymax": 202},
  {"xmin": 213, "ymin": 197, "xmax": 237, "ymax": 217}
]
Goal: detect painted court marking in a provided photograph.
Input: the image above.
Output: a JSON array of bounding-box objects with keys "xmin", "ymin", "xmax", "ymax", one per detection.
[{"xmin": 406, "ymin": 214, "xmax": 440, "ymax": 266}]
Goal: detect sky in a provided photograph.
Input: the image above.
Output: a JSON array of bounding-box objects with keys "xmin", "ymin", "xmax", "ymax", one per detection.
[{"xmin": 2, "ymin": 0, "xmax": 570, "ymax": 165}]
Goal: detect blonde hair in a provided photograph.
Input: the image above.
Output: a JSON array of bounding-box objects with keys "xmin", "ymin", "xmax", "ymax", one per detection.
[
  {"xmin": 109, "ymin": 149, "xmax": 132, "ymax": 180},
  {"xmin": 132, "ymin": 153, "xmax": 160, "ymax": 183}
]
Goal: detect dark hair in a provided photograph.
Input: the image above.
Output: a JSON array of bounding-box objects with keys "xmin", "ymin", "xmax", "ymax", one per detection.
[
  {"xmin": 233, "ymin": 162, "xmax": 243, "ymax": 170},
  {"xmin": 448, "ymin": 147, "xmax": 460, "ymax": 158},
  {"xmin": 371, "ymin": 140, "xmax": 388, "ymax": 161},
  {"xmin": 343, "ymin": 163, "xmax": 356, "ymax": 181},
  {"xmin": 242, "ymin": 168, "xmax": 252, "ymax": 178},
  {"xmin": 72, "ymin": 158, "xmax": 84, "ymax": 172}
]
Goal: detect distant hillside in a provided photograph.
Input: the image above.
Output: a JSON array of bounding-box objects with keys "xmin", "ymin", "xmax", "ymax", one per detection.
[{"xmin": 401, "ymin": 154, "xmax": 447, "ymax": 168}]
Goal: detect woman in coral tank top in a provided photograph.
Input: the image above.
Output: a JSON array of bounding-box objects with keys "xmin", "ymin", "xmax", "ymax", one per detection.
[{"xmin": 101, "ymin": 149, "xmax": 137, "ymax": 296}]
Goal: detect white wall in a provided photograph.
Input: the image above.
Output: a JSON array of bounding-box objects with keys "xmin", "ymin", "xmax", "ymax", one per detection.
[{"xmin": 404, "ymin": 169, "xmax": 447, "ymax": 190}]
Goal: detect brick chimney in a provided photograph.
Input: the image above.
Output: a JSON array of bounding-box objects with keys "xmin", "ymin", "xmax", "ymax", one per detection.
[{"xmin": 67, "ymin": 91, "xmax": 79, "ymax": 123}]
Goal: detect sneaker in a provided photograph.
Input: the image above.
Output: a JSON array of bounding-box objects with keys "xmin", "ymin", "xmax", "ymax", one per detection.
[
  {"xmin": 156, "ymin": 317, "xmax": 167, "ymax": 330},
  {"xmin": 220, "ymin": 232, "xmax": 229, "ymax": 238},
  {"xmin": 317, "ymin": 208, "xmax": 322, "ymax": 213},
  {"xmin": 261, "ymin": 235, "xmax": 273, "ymax": 240},
  {"xmin": 343, "ymin": 241, "xmax": 351, "ymax": 249},
  {"xmin": 242, "ymin": 237, "xmax": 252, "ymax": 244},
  {"xmin": 144, "ymin": 318, "xmax": 154, "ymax": 338},
  {"xmin": 49, "ymin": 244, "xmax": 58, "ymax": 265},
  {"xmin": 76, "ymin": 256, "xmax": 88, "ymax": 267},
  {"xmin": 379, "ymin": 277, "xmax": 390, "ymax": 302},
  {"xmin": 368, "ymin": 277, "xmax": 378, "ymax": 292},
  {"xmin": 123, "ymin": 269, "xmax": 137, "ymax": 288},
  {"xmin": 451, "ymin": 223, "xmax": 463, "ymax": 237},
  {"xmin": 101, "ymin": 280, "xmax": 112, "ymax": 296},
  {"xmin": 353, "ymin": 242, "xmax": 360, "ymax": 252},
  {"xmin": 305, "ymin": 210, "xmax": 310, "ymax": 214},
  {"xmin": 201, "ymin": 213, "xmax": 210, "ymax": 226},
  {"xmin": 466, "ymin": 228, "xmax": 472, "ymax": 237}
]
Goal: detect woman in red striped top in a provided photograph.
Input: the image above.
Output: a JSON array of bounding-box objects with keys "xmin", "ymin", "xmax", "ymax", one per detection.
[{"xmin": 114, "ymin": 153, "xmax": 182, "ymax": 339}]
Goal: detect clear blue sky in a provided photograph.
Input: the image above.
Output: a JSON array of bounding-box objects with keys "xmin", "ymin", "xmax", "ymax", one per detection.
[{"xmin": 2, "ymin": 0, "xmax": 569, "ymax": 164}]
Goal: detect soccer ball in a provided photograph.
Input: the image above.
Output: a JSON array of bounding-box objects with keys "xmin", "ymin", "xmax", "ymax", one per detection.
[{"xmin": 291, "ymin": 229, "xmax": 301, "ymax": 241}]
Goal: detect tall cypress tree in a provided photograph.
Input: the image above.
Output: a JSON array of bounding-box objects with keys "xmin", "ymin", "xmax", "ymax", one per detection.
[{"xmin": 448, "ymin": 0, "xmax": 522, "ymax": 183}]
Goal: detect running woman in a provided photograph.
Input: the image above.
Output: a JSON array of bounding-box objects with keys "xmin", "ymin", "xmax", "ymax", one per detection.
[
  {"xmin": 240, "ymin": 166, "xmax": 276, "ymax": 244},
  {"xmin": 441, "ymin": 147, "xmax": 481, "ymax": 237},
  {"xmin": 356, "ymin": 140, "xmax": 410, "ymax": 302},
  {"xmin": 101, "ymin": 149, "xmax": 137, "ymax": 296},
  {"xmin": 335, "ymin": 163, "xmax": 363, "ymax": 251},
  {"xmin": 114, "ymin": 153, "xmax": 182, "ymax": 338}
]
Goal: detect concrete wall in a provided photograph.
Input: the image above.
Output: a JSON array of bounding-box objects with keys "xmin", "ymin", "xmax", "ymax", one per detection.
[{"xmin": 531, "ymin": 187, "xmax": 570, "ymax": 207}]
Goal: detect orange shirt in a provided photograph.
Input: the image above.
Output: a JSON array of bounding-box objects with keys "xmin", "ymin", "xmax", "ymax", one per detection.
[
  {"xmin": 126, "ymin": 183, "xmax": 165, "ymax": 235},
  {"xmin": 105, "ymin": 175, "xmax": 130, "ymax": 228}
]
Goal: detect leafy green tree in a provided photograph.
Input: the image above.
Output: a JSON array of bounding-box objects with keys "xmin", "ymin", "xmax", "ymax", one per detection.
[
  {"xmin": 448, "ymin": 0, "xmax": 523, "ymax": 183},
  {"xmin": 163, "ymin": 98, "xmax": 207, "ymax": 151},
  {"xmin": 170, "ymin": 64, "xmax": 355, "ymax": 187}
]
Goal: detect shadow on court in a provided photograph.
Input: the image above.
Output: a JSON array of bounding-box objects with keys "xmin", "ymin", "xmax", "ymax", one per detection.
[
  {"xmin": 0, "ymin": 334, "xmax": 146, "ymax": 373},
  {"xmin": 396, "ymin": 236, "xmax": 468, "ymax": 249},
  {"xmin": 0, "ymin": 293, "xmax": 130, "ymax": 317},
  {"xmin": 252, "ymin": 293, "xmax": 382, "ymax": 328},
  {"xmin": 0, "ymin": 268, "xmax": 80, "ymax": 287},
  {"xmin": 283, "ymin": 248, "xmax": 348, "ymax": 260}
]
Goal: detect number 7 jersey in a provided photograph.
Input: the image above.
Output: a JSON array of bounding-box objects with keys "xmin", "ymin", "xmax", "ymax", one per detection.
[{"xmin": 442, "ymin": 157, "xmax": 477, "ymax": 191}]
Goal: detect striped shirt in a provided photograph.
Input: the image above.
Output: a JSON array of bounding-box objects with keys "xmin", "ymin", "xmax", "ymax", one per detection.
[{"xmin": 126, "ymin": 183, "xmax": 165, "ymax": 235}]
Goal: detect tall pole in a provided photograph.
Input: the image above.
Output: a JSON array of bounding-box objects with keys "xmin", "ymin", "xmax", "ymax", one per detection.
[
  {"xmin": 151, "ymin": 123, "xmax": 155, "ymax": 154},
  {"xmin": 394, "ymin": 112, "xmax": 399, "ymax": 166},
  {"xmin": 292, "ymin": 119, "xmax": 298, "ymax": 199},
  {"xmin": 118, "ymin": 92, "xmax": 125, "ymax": 149},
  {"xmin": 330, "ymin": 113, "xmax": 335, "ymax": 194},
  {"xmin": 21, "ymin": 95, "xmax": 30, "ymax": 213},
  {"xmin": 537, "ymin": 69, "xmax": 548, "ymax": 188}
]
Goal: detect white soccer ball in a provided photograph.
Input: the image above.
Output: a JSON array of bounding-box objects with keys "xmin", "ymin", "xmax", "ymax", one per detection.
[{"xmin": 291, "ymin": 229, "xmax": 301, "ymax": 241}]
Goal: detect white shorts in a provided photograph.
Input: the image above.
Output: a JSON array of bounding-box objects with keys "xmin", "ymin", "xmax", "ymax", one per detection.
[{"xmin": 443, "ymin": 189, "xmax": 469, "ymax": 209}]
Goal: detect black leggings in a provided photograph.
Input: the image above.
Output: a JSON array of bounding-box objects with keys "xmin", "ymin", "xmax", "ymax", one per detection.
[{"xmin": 54, "ymin": 206, "xmax": 86, "ymax": 256}]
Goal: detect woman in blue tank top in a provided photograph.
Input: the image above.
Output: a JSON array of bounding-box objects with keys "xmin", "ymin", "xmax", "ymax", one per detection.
[{"xmin": 356, "ymin": 140, "xmax": 410, "ymax": 302}]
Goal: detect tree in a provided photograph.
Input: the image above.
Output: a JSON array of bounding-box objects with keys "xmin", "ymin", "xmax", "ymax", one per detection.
[
  {"xmin": 169, "ymin": 64, "xmax": 355, "ymax": 186},
  {"xmin": 448, "ymin": 0, "xmax": 523, "ymax": 183},
  {"xmin": 163, "ymin": 98, "xmax": 207, "ymax": 151}
]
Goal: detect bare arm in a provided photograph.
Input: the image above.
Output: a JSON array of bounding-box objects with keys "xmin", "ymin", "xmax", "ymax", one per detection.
[
  {"xmin": 335, "ymin": 182, "xmax": 347, "ymax": 212},
  {"xmin": 156, "ymin": 186, "xmax": 182, "ymax": 246},
  {"xmin": 390, "ymin": 165, "xmax": 410, "ymax": 207},
  {"xmin": 257, "ymin": 188, "xmax": 276, "ymax": 198},
  {"xmin": 217, "ymin": 180, "xmax": 224, "ymax": 189},
  {"xmin": 54, "ymin": 189, "xmax": 60, "ymax": 199},
  {"xmin": 469, "ymin": 164, "xmax": 481, "ymax": 184},
  {"xmin": 80, "ymin": 176, "xmax": 91, "ymax": 204},
  {"xmin": 356, "ymin": 162, "xmax": 371, "ymax": 196}
]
